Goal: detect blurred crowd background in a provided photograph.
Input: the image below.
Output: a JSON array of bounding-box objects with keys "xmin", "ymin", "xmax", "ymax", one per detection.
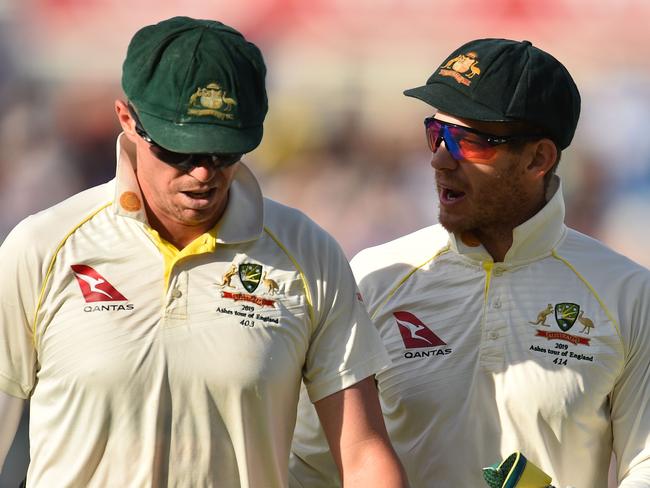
[
  {"xmin": 1, "ymin": 0, "xmax": 649, "ymax": 485},
  {"xmin": 1, "ymin": 0, "xmax": 650, "ymax": 264}
]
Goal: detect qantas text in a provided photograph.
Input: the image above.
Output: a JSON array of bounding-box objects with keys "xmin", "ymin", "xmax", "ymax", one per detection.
[
  {"xmin": 84, "ymin": 304, "xmax": 135, "ymax": 312},
  {"xmin": 404, "ymin": 348, "xmax": 452, "ymax": 359}
]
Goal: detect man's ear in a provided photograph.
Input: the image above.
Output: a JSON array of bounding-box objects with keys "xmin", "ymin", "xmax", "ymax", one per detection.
[
  {"xmin": 114, "ymin": 99, "xmax": 138, "ymax": 143},
  {"xmin": 526, "ymin": 138, "xmax": 558, "ymax": 181}
]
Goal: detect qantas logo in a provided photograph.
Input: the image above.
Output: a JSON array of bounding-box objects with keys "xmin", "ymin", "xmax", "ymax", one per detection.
[
  {"xmin": 71, "ymin": 264, "xmax": 127, "ymax": 302},
  {"xmin": 394, "ymin": 311, "xmax": 445, "ymax": 348},
  {"xmin": 394, "ymin": 311, "xmax": 452, "ymax": 359}
]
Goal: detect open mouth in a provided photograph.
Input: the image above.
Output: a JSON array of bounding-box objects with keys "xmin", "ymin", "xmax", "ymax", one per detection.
[
  {"xmin": 182, "ymin": 189, "xmax": 216, "ymax": 199},
  {"xmin": 440, "ymin": 186, "xmax": 466, "ymax": 204}
]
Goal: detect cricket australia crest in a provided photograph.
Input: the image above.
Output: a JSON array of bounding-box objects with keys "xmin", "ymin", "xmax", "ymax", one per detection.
[
  {"xmin": 239, "ymin": 263, "xmax": 262, "ymax": 293},
  {"xmin": 554, "ymin": 303, "xmax": 580, "ymax": 331},
  {"xmin": 529, "ymin": 302, "xmax": 594, "ymax": 348}
]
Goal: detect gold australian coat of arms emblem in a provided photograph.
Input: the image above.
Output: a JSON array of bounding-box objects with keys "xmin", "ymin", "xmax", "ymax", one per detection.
[
  {"xmin": 188, "ymin": 82, "xmax": 237, "ymax": 120},
  {"xmin": 439, "ymin": 51, "xmax": 481, "ymax": 86}
]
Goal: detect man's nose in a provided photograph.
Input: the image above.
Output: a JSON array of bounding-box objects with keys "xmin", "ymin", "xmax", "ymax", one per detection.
[
  {"xmin": 430, "ymin": 140, "xmax": 459, "ymax": 171},
  {"xmin": 187, "ymin": 160, "xmax": 219, "ymax": 182}
]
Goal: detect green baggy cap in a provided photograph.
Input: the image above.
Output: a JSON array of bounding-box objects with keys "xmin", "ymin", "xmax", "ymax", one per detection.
[
  {"xmin": 404, "ymin": 38, "xmax": 580, "ymax": 149},
  {"xmin": 122, "ymin": 16, "xmax": 267, "ymax": 154}
]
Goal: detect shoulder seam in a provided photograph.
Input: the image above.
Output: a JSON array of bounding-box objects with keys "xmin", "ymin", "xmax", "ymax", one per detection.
[
  {"xmin": 550, "ymin": 248, "xmax": 624, "ymax": 348},
  {"xmin": 371, "ymin": 245, "xmax": 450, "ymax": 320},
  {"xmin": 262, "ymin": 226, "xmax": 315, "ymax": 326},
  {"xmin": 32, "ymin": 202, "xmax": 113, "ymax": 346}
]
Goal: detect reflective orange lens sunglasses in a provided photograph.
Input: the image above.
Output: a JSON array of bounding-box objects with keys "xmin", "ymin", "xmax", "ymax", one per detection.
[{"xmin": 424, "ymin": 117, "xmax": 540, "ymax": 163}]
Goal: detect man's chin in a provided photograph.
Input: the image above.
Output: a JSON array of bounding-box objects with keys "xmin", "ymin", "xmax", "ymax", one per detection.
[
  {"xmin": 438, "ymin": 212, "xmax": 470, "ymax": 235},
  {"xmin": 175, "ymin": 208, "xmax": 221, "ymax": 227}
]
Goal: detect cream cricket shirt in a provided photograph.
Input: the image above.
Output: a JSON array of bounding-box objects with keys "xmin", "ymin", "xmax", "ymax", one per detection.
[
  {"xmin": 0, "ymin": 135, "xmax": 387, "ymax": 487},
  {"xmin": 290, "ymin": 178, "xmax": 650, "ymax": 487}
]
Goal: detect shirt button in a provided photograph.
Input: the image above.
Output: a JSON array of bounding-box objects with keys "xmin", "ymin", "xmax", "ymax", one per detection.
[
  {"xmin": 488, "ymin": 331, "xmax": 499, "ymax": 340},
  {"xmin": 494, "ymin": 268, "xmax": 504, "ymax": 277},
  {"xmin": 172, "ymin": 289, "xmax": 183, "ymax": 299},
  {"xmin": 493, "ymin": 298, "xmax": 502, "ymax": 309}
]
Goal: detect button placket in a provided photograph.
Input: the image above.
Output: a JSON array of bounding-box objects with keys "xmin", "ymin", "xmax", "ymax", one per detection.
[
  {"xmin": 480, "ymin": 268, "xmax": 506, "ymax": 371},
  {"xmin": 165, "ymin": 271, "xmax": 188, "ymax": 321}
]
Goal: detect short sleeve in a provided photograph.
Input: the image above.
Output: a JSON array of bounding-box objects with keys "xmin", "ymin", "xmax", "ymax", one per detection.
[
  {"xmin": 301, "ymin": 235, "xmax": 388, "ymax": 403},
  {"xmin": 611, "ymin": 269, "xmax": 650, "ymax": 485},
  {"xmin": 0, "ymin": 220, "xmax": 41, "ymax": 398}
]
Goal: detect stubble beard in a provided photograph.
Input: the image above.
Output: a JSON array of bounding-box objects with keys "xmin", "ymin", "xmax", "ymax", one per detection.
[{"xmin": 437, "ymin": 160, "xmax": 530, "ymax": 238}]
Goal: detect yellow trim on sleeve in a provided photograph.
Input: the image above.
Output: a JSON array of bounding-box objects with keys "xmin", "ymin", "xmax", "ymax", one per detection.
[
  {"xmin": 371, "ymin": 246, "xmax": 450, "ymax": 321},
  {"xmin": 262, "ymin": 227, "xmax": 315, "ymax": 325},
  {"xmin": 32, "ymin": 203, "xmax": 113, "ymax": 346},
  {"xmin": 551, "ymin": 249, "xmax": 623, "ymax": 342}
]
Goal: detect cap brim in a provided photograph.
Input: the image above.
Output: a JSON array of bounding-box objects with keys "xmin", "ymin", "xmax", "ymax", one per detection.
[
  {"xmin": 404, "ymin": 82, "xmax": 515, "ymax": 123},
  {"xmin": 138, "ymin": 111, "xmax": 263, "ymax": 154}
]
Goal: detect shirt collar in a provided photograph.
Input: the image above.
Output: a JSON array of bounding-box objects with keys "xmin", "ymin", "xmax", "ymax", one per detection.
[
  {"xmin": 449, "ymin": 176, "xmax": 566, "ymax": 263},
  {"xmin": 112, "ymin": 133, "xmax": 264, "ymax": 244}
]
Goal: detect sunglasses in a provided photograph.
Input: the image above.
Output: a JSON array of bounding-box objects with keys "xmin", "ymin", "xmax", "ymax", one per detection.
[
  {"xmin": 127, "ymin": 104, "xmax": 243, "ymax": 171},
  {"xmin": 424, "ymin": 117, "xmax": 539, "ymax": 163}
]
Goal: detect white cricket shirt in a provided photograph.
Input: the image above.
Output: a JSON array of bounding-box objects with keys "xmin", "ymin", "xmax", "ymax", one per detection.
[
  {"xmin": 290, "ymin": 178, "xmax": 650, "ymax": 487},
  {"xmin": 0, "ymin": 135, "xmax": 388, "ymax": 487}
]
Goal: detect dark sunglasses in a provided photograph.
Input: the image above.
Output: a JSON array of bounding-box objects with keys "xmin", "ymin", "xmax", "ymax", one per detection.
[
  {"xmin": 127, "ymin": 103, "xmax": 243, "ymax": 171},
  {"xmin": 424, "ymin": 117, "xmax": 540, "ymax": 163}
]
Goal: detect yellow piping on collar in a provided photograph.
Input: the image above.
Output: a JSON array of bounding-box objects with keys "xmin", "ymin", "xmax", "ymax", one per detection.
[{"xmin": 482, "ymin": 260, "xmax": 494, "ymax": 308}]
